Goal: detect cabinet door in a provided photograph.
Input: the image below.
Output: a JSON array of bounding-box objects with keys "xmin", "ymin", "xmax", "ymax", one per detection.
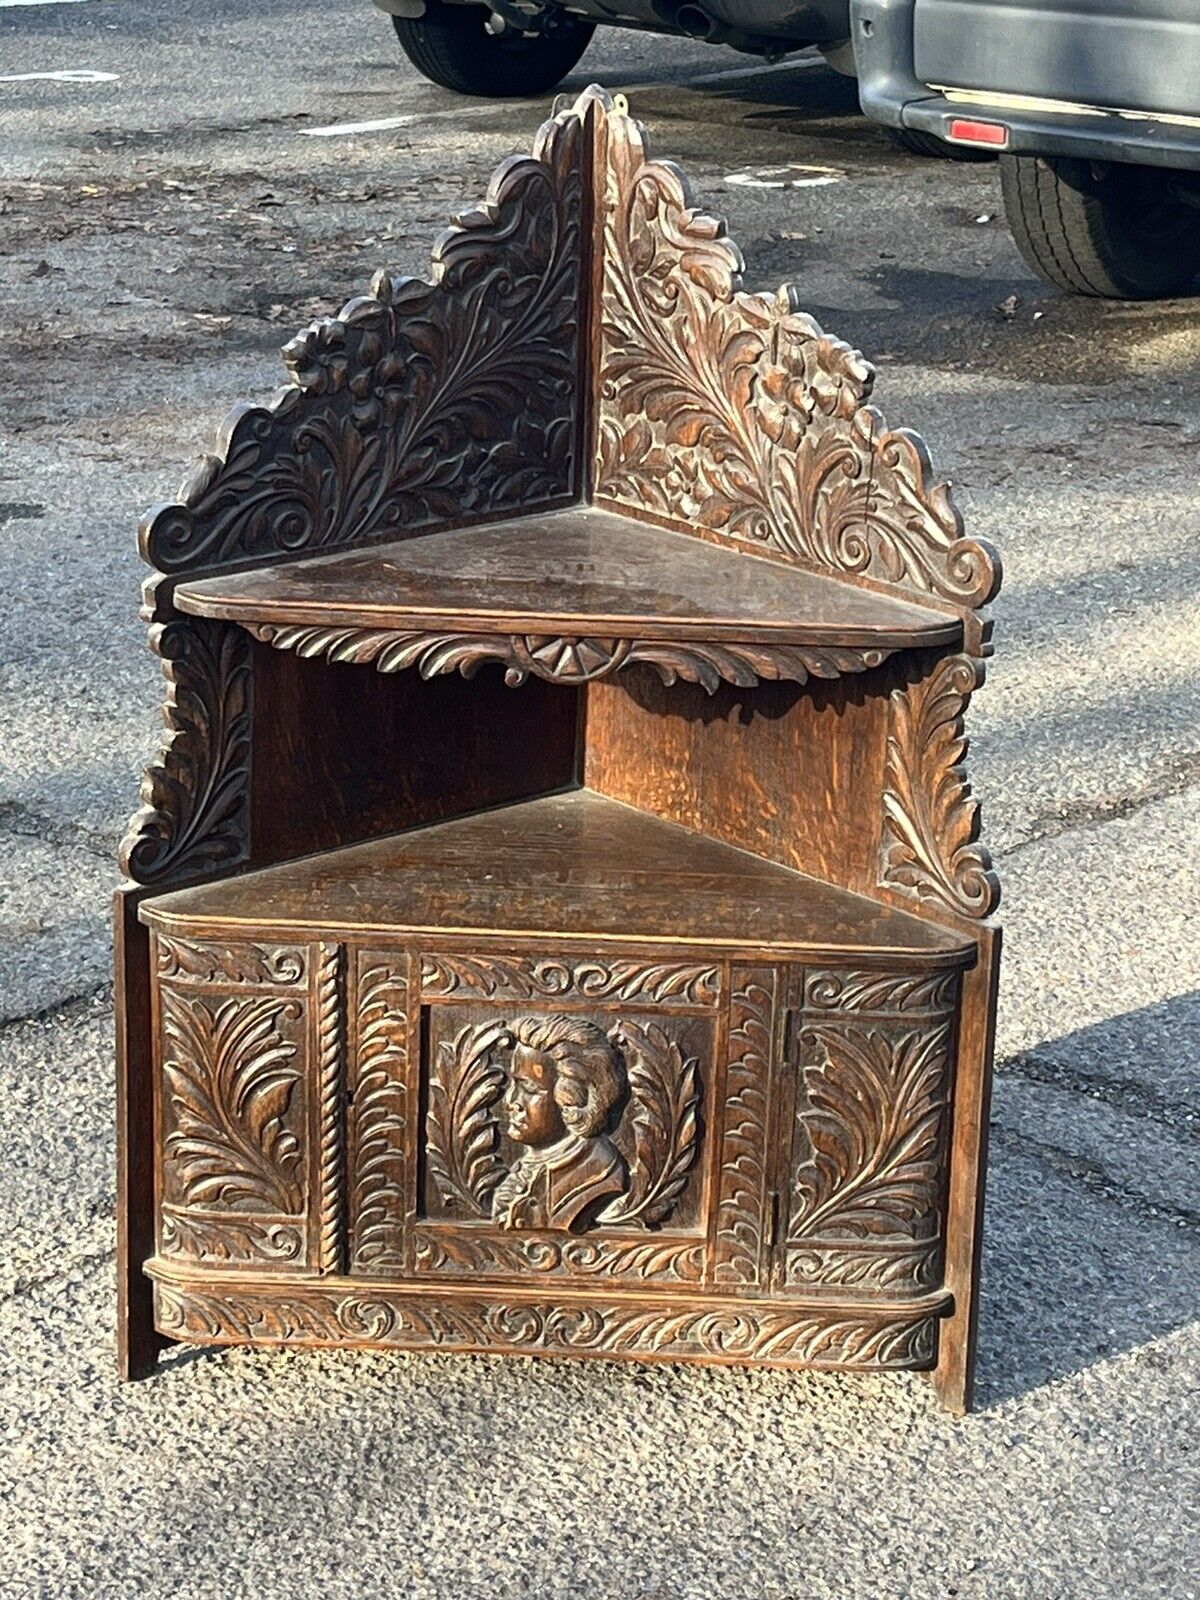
[
  {"xmin": 775, "ymin": 966, "xmax": 960, "ymax": 1298},
  {"xmin": 387, "ymin": 948, "xmax": 721, "ymax": 1288}
]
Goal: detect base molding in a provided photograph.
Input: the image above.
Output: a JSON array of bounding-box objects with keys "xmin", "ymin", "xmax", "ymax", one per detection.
[{"xmin": 151, "ymin": 1268, "xmax": 949, "ymax": 1372}]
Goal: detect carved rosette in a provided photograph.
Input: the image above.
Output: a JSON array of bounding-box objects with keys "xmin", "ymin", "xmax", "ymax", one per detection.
[
  {"xmin": 592, "ymin": 97, "xmax": 999, "ymax": 633},
  {"xmin": 244, "ymin": 621, "xmax": 892, "ymax": 695},
  {"xmin": 154, "ymin": 1281, "xmax": 940, "ymax": 1371},
  {"xmin": 878, "ymin": 654, "xmax": 1000, "ymax": 920},
  {"xmin": 119, "ymin": 619, "xmax": 251, "ymax": 885}
]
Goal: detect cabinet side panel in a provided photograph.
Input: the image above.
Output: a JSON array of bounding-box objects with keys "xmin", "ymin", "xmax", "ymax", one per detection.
[
  {"xmin": 250, "ymin": 643, "xmax": 582, "ymax": 866},
  {"xmin": 584, "ymin": 662, "xmax": 899, "ymax": 891}
]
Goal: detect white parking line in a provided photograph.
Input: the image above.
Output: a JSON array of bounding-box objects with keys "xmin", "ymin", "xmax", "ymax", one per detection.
[
  {"xmin": 0, "ymin": 68, "xmax": 117, "ymax": 83},
  {"xmin": 302, "ymin": 54, "xmax": 827, "ymax": 139},
  {"xmin": 0, "ymin": 0, "xmax": 97, "ymax": 8}
]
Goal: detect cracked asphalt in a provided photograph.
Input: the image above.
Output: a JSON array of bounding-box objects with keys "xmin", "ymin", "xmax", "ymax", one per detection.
[{"xmin": 1, "ymin": 2, "xmax": 1198, "ymax": 1596}]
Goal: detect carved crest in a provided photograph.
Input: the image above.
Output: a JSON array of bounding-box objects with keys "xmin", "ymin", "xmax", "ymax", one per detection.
[
  {"xmin": 425, "ymin": 1013, "xmax": 701, "ymax": 1233},
  {"xmin": 592, "ymin": 95, "xmax": 1000, "ymax": 634}
]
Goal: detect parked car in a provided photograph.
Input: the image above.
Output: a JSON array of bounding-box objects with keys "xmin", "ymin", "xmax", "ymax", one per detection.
[
  {"xmin": 852, "ymin": 0, "xmax": 1200, "ymax": 298},
  {"xmin": 371, "ymin": 0, "xmax": 856, "ymax": 98}
]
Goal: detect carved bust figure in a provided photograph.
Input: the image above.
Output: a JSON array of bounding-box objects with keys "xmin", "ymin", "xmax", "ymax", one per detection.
[{"xmin": 492, "ymin": 1015, "xmax": 627, "ymax": 1231}]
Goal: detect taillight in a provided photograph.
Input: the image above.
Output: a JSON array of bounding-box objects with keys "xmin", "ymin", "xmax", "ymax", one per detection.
[{"xmin": 946, "ymin": 118, "xmax": 1009, "ymax": 148}]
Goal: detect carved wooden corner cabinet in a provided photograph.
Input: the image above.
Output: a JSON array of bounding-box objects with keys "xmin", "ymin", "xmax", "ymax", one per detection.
[{"xmin": 116, "ymin": 87, "xmax": 1002, "ymax": 1413}]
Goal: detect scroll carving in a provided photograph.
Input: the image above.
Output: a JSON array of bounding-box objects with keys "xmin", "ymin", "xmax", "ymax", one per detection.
[
  {"xmin": 424, "ymin": 1014, "xmax": 701, "ymax": 1233},
  {"xmin": 878, "ymin": 654, "xmax": 1000, "ymax": 920},
  {"xmin": 413, "ymin": 1229, "xmax": 704, "ymax": 1284},
  {"xmin": 593, "ymin": 98, "xmax": 999, "ymax": 626},
  {"xmin": 244, "ymin": 621, "xmax": 891, "ymax": 695},
  {"xmin": 348, "ymin": 953, "xmax": 410, "ymax": 1273},
  {"xmin": 159, "ymin": 987, "xmax": 305, "ymax": 1215},
  {"xmin": 160, "ymin": 1210, "xmax": 305, "ymax": 1267},
  {"xmin": 712, "ymin": 969, "xmax": 775, "ymax": 1288},
  {"xmin": 155, "ymin": 1281, "xmax": 941, "ymax": 1371},
  {"xmin": 155, "ymin": 935, "xmax": 306, "ymax": 988},
  {"xmin": 140, "ymin": 111, "xmax": 582, "ymax": 577},
  {"xmin": 803, "ymin": 968, "xmax": 959, "ymax": 1015},
  {"xmin": 420, "ymin": 952, "xmax": 720, "ymax": 1007},
  {"xmin": 119, "ymin": 619, "xmax": 251, "ymax": 885}
]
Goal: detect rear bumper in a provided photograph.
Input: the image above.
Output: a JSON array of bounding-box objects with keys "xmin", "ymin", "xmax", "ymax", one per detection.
[{"xmin": 853, "ymin": 0, "xmax": 1200, "ymax": 171}]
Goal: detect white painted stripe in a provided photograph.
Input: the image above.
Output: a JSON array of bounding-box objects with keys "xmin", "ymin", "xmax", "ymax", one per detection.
[
  {"xmin": 302, "ymin": 54, "xmax": 827, "ymax": 140},
  {"xmin": 0, "ymin": 68, "xmax": 117, "ymax": 83},
  {"xmin": 0, "ymin": 0, "xmax": 97, "ymax": 8},
  {"xmin": 303, "ymin": 112, "xmax": 421, "ymax": 138}
]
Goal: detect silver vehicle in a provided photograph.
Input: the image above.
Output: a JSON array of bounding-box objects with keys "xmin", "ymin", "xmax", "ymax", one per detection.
[
  {"xmin": 853, "ymin": 0, "xmax": 1200, "ymax": 297},
  {"xmin": 372, "ymin": 0, "xmax": 853, "ymax": 98}
]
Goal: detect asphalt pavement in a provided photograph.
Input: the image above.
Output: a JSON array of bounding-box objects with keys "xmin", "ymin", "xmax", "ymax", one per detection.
[{"xmin": 1, "ymin": 1, "xmax": 1198, "ymax": 1596}]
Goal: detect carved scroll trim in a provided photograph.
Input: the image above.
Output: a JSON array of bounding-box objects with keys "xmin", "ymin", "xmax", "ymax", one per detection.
[{"xmin": 244, "ymin": 621, "xmax": 893, "ymax": 694}]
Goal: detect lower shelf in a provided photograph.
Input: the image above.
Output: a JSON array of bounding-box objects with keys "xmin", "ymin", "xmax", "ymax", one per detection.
[{"xmin": 150, "ymin": 1268, "xmax": 950, "ymax": 1373}]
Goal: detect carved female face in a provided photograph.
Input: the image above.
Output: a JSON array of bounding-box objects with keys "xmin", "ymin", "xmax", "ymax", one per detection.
[{"xmin": 503, "ymin": 1044, "xmax": 566, "ymax": 1148}]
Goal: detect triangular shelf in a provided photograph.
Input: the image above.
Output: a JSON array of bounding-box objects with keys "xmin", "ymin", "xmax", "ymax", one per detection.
[{"xmin": 139, "ymin": 87, "xmax": 999, "ymax": 669}]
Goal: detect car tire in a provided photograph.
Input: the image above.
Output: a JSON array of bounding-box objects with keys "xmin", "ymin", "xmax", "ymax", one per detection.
[
  {"xmin": 1000, "ymin": 154, "xmax": 1200, "ymax": 299},
  {"xmin": 885, "ymin": 126, "xmax": 997, "ymax": 163},
  {"xmin": 392, "ymin": 2, "xmax": 594, "ymax": 98}
]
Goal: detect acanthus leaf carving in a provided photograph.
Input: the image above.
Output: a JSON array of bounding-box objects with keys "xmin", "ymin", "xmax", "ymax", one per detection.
[
  {"xmin": 790, "ymin": 1021, "xmax": 952, "ymax": 1244},
  {"xmin": 349, "ymin": 953, "xmax": 410, "ymax": 1272},
  {"xmin": 154, "ymin": 935, "xmax": 306, "ymax": 988},
  {"xmin": 425, "ymin": 1018, "xmax": 510, "ymax": 1218},
  {"xmin": 243, "ymin": 621, "xmax": 892, "ymax": 695},
  {"xmin": 154, "ymin": 1279, "xmax": 942, "ymax": 1371},
  {"xmin": 878, "ymin": 653, "xmax": 1000, "ymax": 920},
  {"xmin": 119, "ymin": 619, "xmax": 251, "ymax": 885},
  {"xmin": 593, "ymin": 98, "xmax": 999, "ymax": 627},
  {"xmin": 160, "ymin": 987, "xmax": 305, "ymax": 1215},
  {"xmin": 140, "ymin": 109, "xmax": 583, "ymax": 577},
  {"xmin": 602, "ymin": 1020, "xmax": 701, "ymax": 1228}
]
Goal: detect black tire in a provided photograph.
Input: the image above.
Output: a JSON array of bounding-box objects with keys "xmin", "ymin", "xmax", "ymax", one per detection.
[
  {"xmin": 1000, "ymin": 154, "xmax": 1200, "ymax": 299},
  {"xmin": 885, "ymin": 126, "xmax": 997, "ymax": 163},
  {"xmin": 392, "ymin": 2, "xmax": 594, "ymax": 98}
]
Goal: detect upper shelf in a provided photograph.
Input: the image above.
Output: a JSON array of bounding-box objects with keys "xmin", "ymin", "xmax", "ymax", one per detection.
[{"xmin": 173, "ymin": 505, "xmax": 962, "ymax": 654}]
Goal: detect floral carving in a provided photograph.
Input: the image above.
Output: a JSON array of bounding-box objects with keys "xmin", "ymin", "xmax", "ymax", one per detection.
[
  {"xmin": 154, "ymin": 1280, "xmax": 942, "ymax": 1371},
  {"xmin": 119, "ymin": 619, "xmax": 251, "ymax": 885},
  {"xmin": 244, "ymin": 621, "xmax": 891, "ymax": 694},
  {"xmin": 713, "ymin": 970, "xmax": 775, "ymax": 1288},
  {"xmin": 159, "ymin": 987, "xmax": 305, "ymax": 1214},
  {"xmin": 348, "ymin": 953, "xmax": 410, "ymax": 1272},
  {"xmin": 420, "ymin": 952, "xmax": 720, "ymax": 1007},
  {"xmin": 140, "ymin": 110, "xmax": 583, "ymax": 577},
  {"xmin": 593, "ymin": 100, "xmax": 999, "ymax": 629},
  {"xmin": 878, "ymin": 654, "xmax": 1000, "ymax": 919},
  {"xmin": 789, "ymin": 1022, "xmax": 952, "ymax": 1245}
]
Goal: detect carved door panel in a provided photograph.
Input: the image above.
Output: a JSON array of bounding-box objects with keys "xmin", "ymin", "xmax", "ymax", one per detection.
[
  {"xmin": 773, "ymin": 967, "xmax": 960, "ymax": 1299},
  {"xmin": 402, "ymin": 949, "xmax": 721, "ymax": 1288},
  {"xmin": 153, "ymin": 934, "xmax": 331, "ymax": 1273}
]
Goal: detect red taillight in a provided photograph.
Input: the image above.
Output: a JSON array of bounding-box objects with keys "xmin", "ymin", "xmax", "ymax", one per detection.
[{"xmin": 947, "ymin": 118, "xmax": 1009, "ymax": 148}]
